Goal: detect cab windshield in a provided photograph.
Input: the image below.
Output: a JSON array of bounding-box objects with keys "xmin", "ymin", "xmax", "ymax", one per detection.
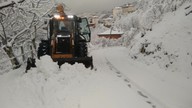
[{"xmin": 55, "ymin": 20, "xmax": 73, "ymax": 34}]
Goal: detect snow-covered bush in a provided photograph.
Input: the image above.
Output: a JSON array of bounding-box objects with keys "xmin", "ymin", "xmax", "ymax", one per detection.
[{"xmin": 127, "ymin": 0, "xmax": 192, "ymax": 73}]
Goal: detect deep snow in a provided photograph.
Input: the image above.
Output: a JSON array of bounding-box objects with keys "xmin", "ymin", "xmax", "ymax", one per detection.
[
  {"xmin": 0, "ymin": 54, "xmax": 152, "ymax": 108},
  {"xmin": 1, "ymin": 1, "xmax": 192, "ymax": 108},
  {"xmin": 0, "ymin": 46, "xmax": 192, "ymax": 108}
]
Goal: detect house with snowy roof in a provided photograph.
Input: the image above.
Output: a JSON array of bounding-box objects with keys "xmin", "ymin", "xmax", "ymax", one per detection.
[
  {"xmin": 89, "ymin": 16, "xmax": 99, "ymax": 28},
  {"xmin": 103, "ymin": 17, "xmax": 113, "ymax": 28},
  {"xmin": 122, "ymin": 3, "xmax": 136, "ymax": 14},
  {"xmin": 112, "ymin": 3, "xmax": 136, "ymax": 19},
  {"xmin": 113, "ymin": 7, "xmax": 123, "ymax": 19},
  {"xmin": 97, "ymin": 29, "xmax": 124, "ymax": 39}
]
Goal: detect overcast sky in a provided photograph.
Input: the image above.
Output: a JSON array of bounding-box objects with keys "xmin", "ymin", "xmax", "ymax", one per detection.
[{"xmin": 57, "ymin": 0, "xmax": 134, "ymax": 14}]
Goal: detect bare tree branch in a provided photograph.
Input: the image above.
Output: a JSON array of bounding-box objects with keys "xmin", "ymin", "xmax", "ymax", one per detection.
[
  {"xmin": 0, "ymin": 18, "xmax": 7, "ymax": 45},
  {"xmin": 0, "ymin": 12, "xmax": 6, "ymax": 16},
  {"xmin": 36, "ymin": 0, "xmax": 42, "ymax": 8},
  {"xmin": 0, "ymin": 0, "xmax": 25, "ymax": 9},
  {"xmin": 9, "ymin": 28, "xmax": 29, "ymax": 46},
  {"xmin": 0, "ymin": 34, "xmax": 4, "ymax": 41},
  {"xmin": 29, "ymin": 13, "xmax": 36, "ymax": 28}
]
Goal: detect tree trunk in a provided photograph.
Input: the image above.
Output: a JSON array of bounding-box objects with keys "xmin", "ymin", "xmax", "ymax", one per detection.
[
  {"xmin": 32, "ymin": 26, "xmax": 37, "ymax": 50},
  {"xmin": 30, "ymin": 45, "xmax": 34, "ymax": 58},
  {"xmin": 3, "ymin": 46, "xmax": 20, "ymax": 69},
  {"xmin": 21, "ymin": 46, "xmax": 25, "ymax": 62},
  {"xmin": 31, "ymin": 26, "xmax": 37, "ymax": 58}
]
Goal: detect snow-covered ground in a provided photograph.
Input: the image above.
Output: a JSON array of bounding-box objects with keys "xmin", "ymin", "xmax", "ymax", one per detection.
[
  {"xmin": 102, "ymin": 47, "xmax": 192, "ymax": 108},
  {"xmin": 0, "ymin": 46, "xmax": 192, "ymax": 108},
  {"xmin": 0, "ymin": 52, "xmax": 152, "ymax": 108},
  {"xmin": 1, "ymin": 1, "xmax": 192, "ymax": 108}
]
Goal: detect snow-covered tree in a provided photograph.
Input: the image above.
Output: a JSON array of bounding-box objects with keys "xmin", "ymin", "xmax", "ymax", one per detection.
[{"xmin": 0, "ymin": 0, "xmax": 54, "ymax": 69}]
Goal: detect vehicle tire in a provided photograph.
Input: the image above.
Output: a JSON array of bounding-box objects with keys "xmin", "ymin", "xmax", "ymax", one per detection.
[
  {"xmin": 37, "ymin": 40, "xmax": 49, "ymax": 59},
  {"xmin": 79, "ymin": 43, "xmax": 87, "ymax": 57}
]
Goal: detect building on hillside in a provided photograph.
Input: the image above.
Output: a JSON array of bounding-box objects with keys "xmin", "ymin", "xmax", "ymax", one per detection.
[
  {"xmin": 97, "ymin": 29, "xmax": 124, "ymax": 39},
  {"xmin": 122, "ymin": 4, "xmax": 136, "ymax": 15},
  {"xmin": 113, "ymin": 7, "xmax": 123, "ymax": 19},
  {"xmin": 112, "ymin": 3, "xmax": 136, "ymax": 19},
  {"xmin": 89, "ymin": 16, "xmax": 99, "ymax": 28},
  {"xmin": 103, "ymin": 17, "xmax": 113, "ymax": 28}
]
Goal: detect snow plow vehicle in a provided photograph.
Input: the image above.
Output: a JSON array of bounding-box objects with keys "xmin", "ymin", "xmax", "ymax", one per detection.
[{"xmin": 27, "ymin": 4, "xmax": 93, "ymax": 71}]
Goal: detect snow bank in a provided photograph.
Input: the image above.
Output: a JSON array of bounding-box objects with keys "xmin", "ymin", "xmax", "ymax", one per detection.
[
  {"xmin": 128, "ymin": 2, "xmax": 192, "ymax": 77},
  {"xmin": 0, "ymin": 55, "xmax": 94, "ymax": 108}
]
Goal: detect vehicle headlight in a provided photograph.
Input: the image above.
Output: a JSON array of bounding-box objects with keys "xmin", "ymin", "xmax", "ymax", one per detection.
[
  {"xmin": 57, "ymin": 35, "xmax": 70, "ymax": 37},
  {"xmin": 67, "ymin": 15, "xmax": 74, "ymax": 19},
  {"xmin": 54, "ymin": 14, "xmax": 60, "ymax": 19}
]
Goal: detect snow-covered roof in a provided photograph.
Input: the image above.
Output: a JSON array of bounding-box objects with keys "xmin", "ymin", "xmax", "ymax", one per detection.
[
  {"xmin": 114, "ymin": 7, "xmax": 122, "ymax": 9},
  {"xmin": 98, "ymin": 29, "xmax": 124, "ymax": 35}
]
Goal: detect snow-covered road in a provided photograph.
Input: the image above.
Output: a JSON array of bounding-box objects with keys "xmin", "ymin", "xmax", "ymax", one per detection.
[
  {"xmin": 0, "ymin": 47, "xmax": 192, "ymax": 108},
  {"xmin": 97, "ymin": 47, "xmax": 192, "ymax": 108}
]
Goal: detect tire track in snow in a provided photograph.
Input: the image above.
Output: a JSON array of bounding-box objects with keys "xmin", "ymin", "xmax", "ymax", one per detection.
[{"xmin": 105, "ymin": 58, "xmax": 169, "ymax": 108}]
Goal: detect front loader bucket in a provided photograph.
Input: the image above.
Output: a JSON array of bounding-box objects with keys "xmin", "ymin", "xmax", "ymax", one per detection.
[
  {"xmin": 57, "ymin": 56, "xmax": 93, "ymax": 69},
  {"xmin": 25, "ymin": 56, "xmax": 93, "ymax": 73}
]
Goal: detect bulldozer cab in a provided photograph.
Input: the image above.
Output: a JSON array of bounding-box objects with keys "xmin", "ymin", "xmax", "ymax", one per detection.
[
  {"xmin": 52, "ymin": 19, "xmax": 73, "ymax": 54},
  {"xmin": 79, "ymin": 18, "xmax": 91, "ymax": 42},
  {"xmin": 48, "ymin": 15, "xmax": 91, "ymax": 57}
]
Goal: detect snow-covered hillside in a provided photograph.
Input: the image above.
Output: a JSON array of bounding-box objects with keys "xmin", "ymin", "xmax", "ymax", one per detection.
[
  {"xmin": 128, "ymin": 2, "xmax": 192, "ymax": 78},
  {"xmin": 92, "ymin": 0, "xmax": 192, "ymax": 77}
]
